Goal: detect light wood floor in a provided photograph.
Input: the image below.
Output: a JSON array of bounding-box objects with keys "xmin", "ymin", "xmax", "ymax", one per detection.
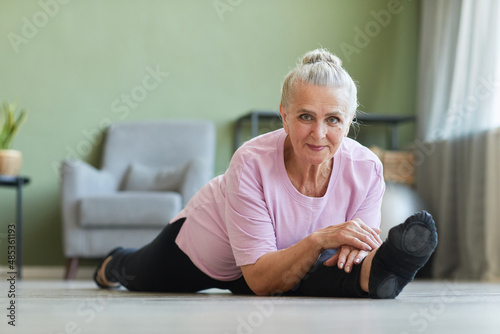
[{"xmin": 1, "ymin": 278, "xmax": 500, "ymax": 334}]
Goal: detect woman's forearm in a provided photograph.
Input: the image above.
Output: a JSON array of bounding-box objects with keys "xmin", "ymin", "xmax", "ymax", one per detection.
[
  {"xmin": 240, "ymin": 219, "xmax": 381, "ymax": 295},
  {"xmin": 240, "ymin": 234, "xmax": 323, "ymax": 296}
]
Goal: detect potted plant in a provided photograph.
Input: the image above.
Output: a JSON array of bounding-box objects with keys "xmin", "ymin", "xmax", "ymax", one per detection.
[{"xmin": 0, "ymin": 102, "xmax": 27, "ymax": 176}]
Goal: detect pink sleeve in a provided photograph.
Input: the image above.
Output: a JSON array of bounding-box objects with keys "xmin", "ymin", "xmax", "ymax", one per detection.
[
  {"xmin": 349, "ymin": 159, "xmax": 385, "ymax": 229},
  {"xmin": 224, "ymin": 155, "xmax": 277, "ymax": 267}
]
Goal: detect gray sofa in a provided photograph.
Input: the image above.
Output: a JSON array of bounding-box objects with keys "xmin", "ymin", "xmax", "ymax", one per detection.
[{"xmin": 61, "ymin": 120, "xmax": 215, "ymax": 279}]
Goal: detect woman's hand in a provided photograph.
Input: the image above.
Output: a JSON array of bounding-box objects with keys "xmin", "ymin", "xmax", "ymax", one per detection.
[
  {"xmin": 312, "ymin": 218, "xmax": 382, "ymax": 254},
  {"xmin": 323, "ymin": 246, "xmax": 370, "ymax": 272},
  {"xmin": 322, "ymin": 220, "xmax": 382, "ymax": 272},
  {"xmin": 240, "ymin": 218, "xmax": 381, "ymax": 295}
]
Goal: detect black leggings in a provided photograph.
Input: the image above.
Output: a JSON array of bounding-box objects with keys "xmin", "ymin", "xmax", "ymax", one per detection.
[{"xmin": 105, "ymin": 218, "xmax": 369, "ymax": 297}]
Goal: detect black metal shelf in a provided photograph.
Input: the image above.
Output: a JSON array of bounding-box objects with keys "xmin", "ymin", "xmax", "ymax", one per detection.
[{"xmin": 234, "ymin": 110, "xmax": 416, "ymax": 150}]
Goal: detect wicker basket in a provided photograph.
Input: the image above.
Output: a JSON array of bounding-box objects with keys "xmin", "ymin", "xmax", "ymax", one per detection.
[{"xmin": 370, "ymin": 146, "xmax": 415, "ymax": 185}]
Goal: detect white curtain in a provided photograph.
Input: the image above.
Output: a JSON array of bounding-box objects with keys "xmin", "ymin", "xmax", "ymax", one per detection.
[{"xmin": 416, "ymin": 0, "xmax": 500, "ymax": 280}]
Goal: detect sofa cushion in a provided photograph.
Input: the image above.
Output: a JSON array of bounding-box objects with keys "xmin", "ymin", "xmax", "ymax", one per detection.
[
  {"xmin": 123, "ymin": 162, "xmax": 187, "ymax": 192},
  {"xmin": 79, "ymin": 192, "xmax": 182, "ymax": 228}
]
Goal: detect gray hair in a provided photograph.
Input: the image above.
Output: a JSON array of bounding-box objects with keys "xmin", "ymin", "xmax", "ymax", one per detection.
[{"xmin": 281, "ymin": 49, "xmax": 358, "ymax": 119}]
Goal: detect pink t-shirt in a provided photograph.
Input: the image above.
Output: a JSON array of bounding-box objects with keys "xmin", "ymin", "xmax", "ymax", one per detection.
[{"xmin": 172, "ymin": 129, "xmax": 385, "ymax": 281}]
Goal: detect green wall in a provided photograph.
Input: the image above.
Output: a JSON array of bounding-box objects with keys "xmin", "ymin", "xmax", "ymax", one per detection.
[{"xmin": 0, "ymin": 0, "xmax": 419, "ymax": 266}]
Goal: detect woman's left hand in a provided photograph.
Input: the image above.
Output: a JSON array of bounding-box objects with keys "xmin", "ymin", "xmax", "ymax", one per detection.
[
  {"xmin": 323, "ymin": 246, "xmax": 367, "ymax": 272},
  {"xmin": 324, "ymin": 243, "xmax": 380, "ymax": 273},
  {"xmin": 323, "ymin": 222, "xmax": 382, "ymax": 272}
]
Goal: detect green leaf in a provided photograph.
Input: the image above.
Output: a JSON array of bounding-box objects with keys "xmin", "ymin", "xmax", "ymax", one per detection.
[{"xmin": 0, "ymin": 101, "xmax": 27, "ymax": 150}]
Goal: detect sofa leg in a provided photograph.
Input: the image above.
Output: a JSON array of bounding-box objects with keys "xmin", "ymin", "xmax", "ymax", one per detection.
[{"xmin": 64, "ymin": 258, "xmax": 80, "ymax": 280}]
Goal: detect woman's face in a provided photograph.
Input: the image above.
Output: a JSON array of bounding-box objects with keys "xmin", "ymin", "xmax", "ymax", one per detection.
[{"xmin": 280, "ymin": 82, "xmax": 352, "ymax": 167}]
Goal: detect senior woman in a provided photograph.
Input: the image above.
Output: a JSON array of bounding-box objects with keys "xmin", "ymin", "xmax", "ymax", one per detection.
[{"xmin": 94, "ymin": 49, "xmax": 437, "ymax": 299}]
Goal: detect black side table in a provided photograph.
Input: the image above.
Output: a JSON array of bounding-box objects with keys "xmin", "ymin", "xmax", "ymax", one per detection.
[{"xmin": 0, "ymin": 175, "xmax": 30, "ymax": 279}]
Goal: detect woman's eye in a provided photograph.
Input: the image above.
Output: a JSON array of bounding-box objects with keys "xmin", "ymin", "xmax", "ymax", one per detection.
[
  {"xmin": 300, "ymin": 114, "xmax": 312, "ymax": 121},
  {"xmin": 327, "ymin": 117, "xmax": 339, "ymax": 124}
]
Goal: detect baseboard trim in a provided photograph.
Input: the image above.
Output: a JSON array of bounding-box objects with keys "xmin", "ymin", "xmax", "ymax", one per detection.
[{"xmin": 0, "ymin": 266, "xmax": 94, "ymax": 280}]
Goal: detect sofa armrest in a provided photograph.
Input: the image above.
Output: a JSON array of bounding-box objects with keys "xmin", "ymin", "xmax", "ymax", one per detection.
[
  {"xmin": 60, "ymin": 159, "xmax": 118, "ymax": 257},
  {"xmin": 61, "ymin": 159, "xmax": 117, "ymax": 199},
  {"xmin": 61, "ymin": 159, "xmax": 117, "ymax": 231},
  {"xmin": 180, "ymin": 158, "xmax": 212, "ymax": 207}
]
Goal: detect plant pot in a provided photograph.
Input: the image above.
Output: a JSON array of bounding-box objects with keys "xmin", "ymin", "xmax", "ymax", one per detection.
[{"xmin": 0, "ymin": 149, "xmax": 23, "ymax": 176}]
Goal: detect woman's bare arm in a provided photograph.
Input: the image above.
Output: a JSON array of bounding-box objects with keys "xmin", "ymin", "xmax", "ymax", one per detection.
[{"xmin": 240, "ymin": 219, "xmax": 381, "ymax": 295}]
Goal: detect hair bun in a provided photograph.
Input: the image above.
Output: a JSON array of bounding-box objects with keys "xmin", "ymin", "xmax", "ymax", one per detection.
[{"xmin": 301, "ymin": 48, "xmax": 342, "ymax": 67}]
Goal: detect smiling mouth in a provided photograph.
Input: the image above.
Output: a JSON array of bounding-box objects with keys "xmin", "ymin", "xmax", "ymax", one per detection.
[{"xmin": 307, "ymin": 144, "xmax": 326, "ymax": 152}]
